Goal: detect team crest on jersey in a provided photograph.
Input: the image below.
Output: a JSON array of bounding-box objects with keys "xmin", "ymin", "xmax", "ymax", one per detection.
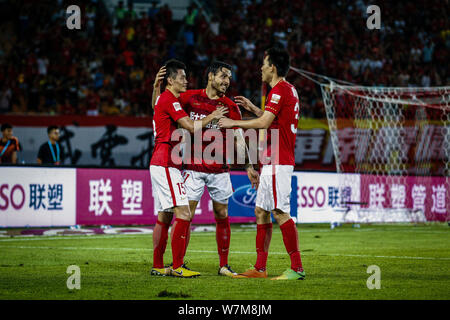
[
  {"xmin": 173, "ymin": 102, "xmax": 182, "ymax": 111},
  {"xmin": 270, "ymin": 94, "xmax": 281, "ymax": 104}
]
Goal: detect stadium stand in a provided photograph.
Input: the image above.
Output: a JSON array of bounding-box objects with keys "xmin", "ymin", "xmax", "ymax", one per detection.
[{"xmin": 0, "ymin": 0, "xmax": 448, "ymax": 118}]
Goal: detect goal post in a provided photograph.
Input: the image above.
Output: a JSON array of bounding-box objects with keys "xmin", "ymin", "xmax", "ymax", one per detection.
[{"xmin": 320, "ymin": 83, "xmax": 450, "ymax": 223}]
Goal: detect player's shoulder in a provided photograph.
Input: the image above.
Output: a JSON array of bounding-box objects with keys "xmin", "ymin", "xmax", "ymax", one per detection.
[
  {"xmin": 157, "ymin": 90, "xmax": 178, "ymax": 107},
  {"xmin": 11, "ymin": 136, "xmax": 19, "ymax": 145},
  {"xmin": 38, "ymin": 142, "xmax": 48, "ymax": 150},
  {"xmin": 273, "ymin": 80, "xmax": 298, "ymax": 98},
  {"xmin": 180, "ymin": 89, "xmax": 202, "ymax": 99}
]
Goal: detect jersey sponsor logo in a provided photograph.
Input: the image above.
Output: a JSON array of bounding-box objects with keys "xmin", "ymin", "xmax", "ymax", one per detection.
[
  {"xmin": 270, "ymin": 94, "xmax": 281, "ymax": 104},
  {"xmin": 173, "ymin": 102, "xmax": 182, "ymax": 111}
]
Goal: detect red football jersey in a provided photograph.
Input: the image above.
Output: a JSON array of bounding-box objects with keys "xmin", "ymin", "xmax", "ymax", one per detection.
[
  {"xmin": 179, "ymin": 89, "xmax": 242, "ymax": 173},
  {"xmin": 150, "ymin": 89, "xmax": 189, "ymax": 170},
  {"xmin": 262, "ymin": 80, "xmax": 300, "ymax": 166}
]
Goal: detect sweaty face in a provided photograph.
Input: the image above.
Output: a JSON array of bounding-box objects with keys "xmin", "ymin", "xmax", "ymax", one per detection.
[
  {"xmin": 261, "ymin": 55, "xmax": 272, "ymax": 83},
  {"xmin": 210, "ymin": 68, "xmax": 231, "ymax": 95}
]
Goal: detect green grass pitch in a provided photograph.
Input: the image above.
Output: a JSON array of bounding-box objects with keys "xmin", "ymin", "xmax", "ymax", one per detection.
[{"xmin": 0, "ymin": 223, "xmax": 449, "ymax": 300}]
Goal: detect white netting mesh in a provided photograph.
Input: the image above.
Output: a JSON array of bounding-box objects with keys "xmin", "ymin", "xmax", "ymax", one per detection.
[{"xmin": 321, "ymin": 83, "xmax": 450, "ymax": 223}]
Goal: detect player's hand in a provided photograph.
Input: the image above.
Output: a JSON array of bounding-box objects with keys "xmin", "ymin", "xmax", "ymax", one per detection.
[
  {"xmin": 153, "ymin": 66, "xmax": 166, "ymax": 89},
  {"xmin": 234, "ymin": 96, "xmax": 255, "ymax": 112},
  {"xmin": 246, "ymin": 167, "xmax": 260, "ymax": 190},
  {"xmin": 211, "ymin": 106, "xmax": 228, "ymax": 120},
  {"xmin": 218, "ymin": 117, "xmax": 234, "ymax": 128}
]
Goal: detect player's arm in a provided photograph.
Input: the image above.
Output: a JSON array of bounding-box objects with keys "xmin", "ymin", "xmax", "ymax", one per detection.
[
  {"xmin": 234, "ymin": 96, "xmax": 264, "ymax": 117},
  {"xmin": 151, "ymin": 66, "xmax": 166, "ymax": 109},
  {"xmin": 234, "ymin": 128, "xmax": 259, "ymax": 189},
  {"xmin": 11, "ymin": 151, "xmax": 17, "ymax": 164},
  {"xmin": 177, "ymin": 107, "xmax": 228, "ymax": 134},
  {"xmin": 11, "ymin": 138, "xmax": 19, "ymax": 164},
  {"xmin": 219, "ymin": 111, "xmax": 275, "ymax": 130}
]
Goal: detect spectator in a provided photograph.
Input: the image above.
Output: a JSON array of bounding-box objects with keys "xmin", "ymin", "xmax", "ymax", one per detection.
[
  {"xmin": 0, "ymin": 123, "xmax": 20, "ymax": 164},
  {"xmin": 0, "ymin": 0, "xmax": 447, "ymax": 119},
  {"xmin": 0, "ymin": 86, "xmax": 12, "ymax": 113},
  {"xmin": 37, "ymin": 126, "xmax": 62, "ymax": 165},
  {"xmin": 423, "ymin": 40, "xmax": 435, "ymax": 63},
  {"xmin": 115, "ymin": 1, "xmax": 126, "ymax": 27}
]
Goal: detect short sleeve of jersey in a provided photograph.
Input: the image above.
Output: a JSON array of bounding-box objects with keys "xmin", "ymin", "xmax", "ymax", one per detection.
[
  {"xmin": 165, "ymin": 98, "xmax": 188, "ymax": 122},
  {"xmin": 265, "ymin": 87, "xmax": 283, "ymax": 116}
]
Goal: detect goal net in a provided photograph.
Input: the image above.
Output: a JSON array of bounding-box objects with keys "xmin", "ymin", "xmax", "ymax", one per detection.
[{"xmin": 320, "ymin": 83, "xmax": 450, "ymax": 223}]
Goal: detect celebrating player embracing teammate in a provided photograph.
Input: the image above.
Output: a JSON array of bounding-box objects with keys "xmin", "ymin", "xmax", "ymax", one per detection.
[
  {"xmin": 151, "ymin": 61, "xmax": 259, "ymax": 277},
  {"xmin": 149, "ymin": 59, "xmax": 227, "ymax": 278}
]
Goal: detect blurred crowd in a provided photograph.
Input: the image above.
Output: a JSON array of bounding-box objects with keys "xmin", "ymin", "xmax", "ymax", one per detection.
[{"xmin": 0, "ymin": 0, "xmax": 448, "ymax": 118}]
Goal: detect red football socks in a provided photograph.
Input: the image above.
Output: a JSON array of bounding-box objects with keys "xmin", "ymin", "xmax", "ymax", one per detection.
[
  {"xmin": 280, "ymin": 219, "xmax": 303, "ymax": 272},
  {"xmin": 215, "ymin": 216, "xmax": 231, "ymax": 267},
  {"xmin": 171, "ymin": 218, "xmax": 190, "ymax": 269},
  {"xmin": 171, "ymin": 218, "xmax": 192, "ymax": 258},
  {"xmin": 153, "ymin": 220, "xmax": 170, "ymax": 268},
  {"xmin": 254, "ymin": 223, "xmax": 273, "ymax": 271}
]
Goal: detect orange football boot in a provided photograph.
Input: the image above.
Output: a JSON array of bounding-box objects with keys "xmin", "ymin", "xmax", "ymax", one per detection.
[{"xmin": 232, "ymin": 268, "xmax": 268, "ymax": 279}]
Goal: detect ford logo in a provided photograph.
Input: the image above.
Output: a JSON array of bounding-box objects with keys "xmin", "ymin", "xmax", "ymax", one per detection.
[{"xmin": 232, "ymin": 185, "xmax": 257, "ymax": 208}]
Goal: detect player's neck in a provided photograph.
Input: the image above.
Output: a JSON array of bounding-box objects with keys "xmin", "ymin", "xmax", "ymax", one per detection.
[
  {"xmin": 167, "ymin": 86, "xmax": 180, "ymax": 98},
  {"xmin": 205, "ymin": 85, "xmax": 221, "ymax": 100},
  {"xmin": 1, "ymin": 136, "xmax": 7, "ymax": 143},
  {"xmin": 270, "ymin": 76, "xmax": 284, "ymax": 88},
  {"xmin": 49, "ymin": 138, "xmax": 57, "ymax": 144}
]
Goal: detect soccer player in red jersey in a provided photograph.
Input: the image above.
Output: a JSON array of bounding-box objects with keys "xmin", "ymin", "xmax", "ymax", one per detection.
[
  {"xmin": 152, "ymin": 62, "xmax": 259, "ymax": 277},
  {"xmin": 0, "ymin": 123, "xmax": 20, "ymax": 164},
  {"xmin": 219, "ymin": 47, "xmax": 305, "ymax": 280},
  {"xmin": 150, "ymin": 59, "xmax": 227, "ymax": 278}
]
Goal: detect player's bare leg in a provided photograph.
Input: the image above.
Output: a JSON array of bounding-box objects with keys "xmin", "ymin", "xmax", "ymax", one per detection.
[
  {"xmin": 212, "ymin": 201, "xmax": 237, "ymax": 277},
  {"xmin": 271, "ymin": 209, "xmax": 305, "ymax": 280},
  {"xmin": 169, "ymin": 205, "xmax": 201, "ymax": 277},
  {"xmin": 233, "ymin": 206, "xmax": 271, "ymax": 278},
  {"xmin": 151, "ymin": 211, "xmax": 173, "ymax": 276}
]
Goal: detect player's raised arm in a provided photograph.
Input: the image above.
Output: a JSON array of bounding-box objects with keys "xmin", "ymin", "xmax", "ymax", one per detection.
[
  {"xmin": 152, "ymin": 66, "xmax": 166, "ymax": 109},
  {"xmin": 219, "ymin": 111, "xmax": 275, "ymax": 130},
  {"xmin": 177, "ymin": 106, "xmax": 228, "ymax": 134},
  {"xmin": 234, "ymin": 96, "xmax": 264, "ymax": 117}
]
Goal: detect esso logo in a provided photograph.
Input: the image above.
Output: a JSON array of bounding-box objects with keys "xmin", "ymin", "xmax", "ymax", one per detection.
[
  {"xmin": 232, "ymin": 185, "xmax": 257, "ymax": 208},
  {"xmin": 300, "ymin": 186, "xmax": 326, "ymax": 208},
  {"xmin": 0, "ymin": 184, "xmax": 26, "ymax": 210}
]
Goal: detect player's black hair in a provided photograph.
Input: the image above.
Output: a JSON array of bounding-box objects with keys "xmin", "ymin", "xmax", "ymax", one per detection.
[
  {"xmin": 47, "ymin": 125, "xmax": 59, "ymax": 134},
  {"xmin": 163, "ymin": 59, "xmax": 186, "ymax": 85},
  {"xmin": 265, "ymin": 47, "xmax": 290, "ymax": 77},
  {"xmin": 206, "ymin": 61, "xmax": 232, "ymax": 77},
  {"xmin": 1, "ymin": 123, "xmax": 12, "ymax": 132}
]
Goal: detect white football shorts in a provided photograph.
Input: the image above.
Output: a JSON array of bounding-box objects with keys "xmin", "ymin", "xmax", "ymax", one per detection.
[
  {"xmin": 255, "ymin": 165, "xmax": 293, "ymax": 213},
  {"xmin": 182, "ymin": 170, "xmax": 234, "ymax": 204},
  {"xmin": 150, "ymin": 165, "xmax": 189, "ymax": 212}
]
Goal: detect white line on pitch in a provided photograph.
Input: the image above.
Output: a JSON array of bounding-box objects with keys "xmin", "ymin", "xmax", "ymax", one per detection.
[{"xmin": 0, "ymin": 245, "xmax": 449, "ymax": 261}]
